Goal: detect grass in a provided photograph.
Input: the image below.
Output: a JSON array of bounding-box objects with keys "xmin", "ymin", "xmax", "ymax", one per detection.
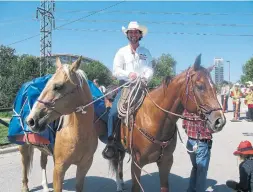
[
  {"xmin": 0, "ymin": 111, "xmax": 12, "ymax": 118},
  {"xmin": 0, "ymin": 112, "xmax": 11, "ymax": 145},
  {"xmin": 0, "ymin": 110, "xmax": 12, "ymax": 145},
  {"xmin": 0, "ymin": 123, "xmax": 9, "ymax": 145}
]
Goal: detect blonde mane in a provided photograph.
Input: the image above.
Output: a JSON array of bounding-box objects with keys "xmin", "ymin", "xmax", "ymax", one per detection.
[{"xmin": 62, "ymin": 64, "xmax": 88, "ymax": 87}]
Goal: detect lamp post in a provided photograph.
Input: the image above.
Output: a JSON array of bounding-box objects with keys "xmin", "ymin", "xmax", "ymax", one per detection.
[{"xmin": 226, "ymin": 60, "xmax": 230, "ymax": 82}]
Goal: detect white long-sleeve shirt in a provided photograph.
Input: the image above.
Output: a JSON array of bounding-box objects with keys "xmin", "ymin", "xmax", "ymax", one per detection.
[{"xmin": 113, "ymin": 45, "xmax": 154, "ymax": 82}]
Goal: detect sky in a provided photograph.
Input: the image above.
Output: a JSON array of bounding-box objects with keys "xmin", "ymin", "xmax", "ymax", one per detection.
[{"xmin": 0, "ymin": 1, "xmax": 253, "ymax": 83}]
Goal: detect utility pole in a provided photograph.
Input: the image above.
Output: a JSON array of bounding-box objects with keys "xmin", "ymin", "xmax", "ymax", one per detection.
[
  {"xmin": 226, "ymin": 61, "xmax": 230, "ymax": 83},
  {"xmin": 36, "ymin": 0, "xmax": 55, "ymax": 76}
]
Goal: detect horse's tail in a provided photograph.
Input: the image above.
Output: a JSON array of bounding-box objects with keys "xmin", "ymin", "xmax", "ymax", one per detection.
[
  {"xmin": 19, "ymin": 144, "xmax": 34, "ymax": 174},
  {"xmin": 109, "ymin": 157, "xmax": 119, "ymax": 176}
]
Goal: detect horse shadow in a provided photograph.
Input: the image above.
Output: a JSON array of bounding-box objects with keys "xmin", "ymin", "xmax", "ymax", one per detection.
[
  {"xmin": 93, "ymin": 172, "xmax": 231, "ymax": 192},
  {"xmin": 29, "ymin": 176, "xmax": 116, "ymax": 192},
  {"xmin": 29, "ymin": 173, "xmax": 231, "ymax": 192}
]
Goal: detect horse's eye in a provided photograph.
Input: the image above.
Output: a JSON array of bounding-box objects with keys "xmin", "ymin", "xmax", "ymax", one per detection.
[
  {"xmin": 197, "ymin": 84, "xmax": 204, "ymax": 91},
  {"xmin": 53, "ymin": 83, "xmax": 63, "ymax": 91}
]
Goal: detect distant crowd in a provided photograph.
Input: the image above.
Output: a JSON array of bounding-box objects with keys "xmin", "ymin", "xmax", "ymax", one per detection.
[{"xmin": 220, "ymin": 81, "xmax": 253, "ymax": 121}]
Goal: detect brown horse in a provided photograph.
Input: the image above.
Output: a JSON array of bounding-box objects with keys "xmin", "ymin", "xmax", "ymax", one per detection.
[
  {"xmin": 108, "ymin": 54, "xmax": 226, "ymax": 192},
  {"xmin": 24, "ymin": 57, "xmax": 98, "ymax": 192}
]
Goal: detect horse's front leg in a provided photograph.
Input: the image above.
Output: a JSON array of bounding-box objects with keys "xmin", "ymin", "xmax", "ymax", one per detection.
[
  {"xmin": 157, "ymin": 154, "xmax": 174, "ymax": 192},
  {"xmin": 19, "ymin": 144, "xmax": 34, "ymax": 192},
  {"xmin": 40, "ymin": 152, "xmax": 49, "ymax": 192},
  {"xmin": 131, "ymin": 160, "xmax": 143, "ymax": 192},
  {"xmin": 53, "ymin": 162, "xmax": 69, "ymax": 192},
  {"xmin": 75, "ymin": 156, "xmax": 93, "ymax": 192}
]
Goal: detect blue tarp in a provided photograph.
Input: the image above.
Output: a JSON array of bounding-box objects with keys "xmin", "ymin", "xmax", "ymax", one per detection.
[{"xmin": 8, "ymin": 75, "xmax": 107, "ymax": 145}]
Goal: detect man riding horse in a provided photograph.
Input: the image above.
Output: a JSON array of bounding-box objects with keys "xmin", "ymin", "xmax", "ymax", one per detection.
[{"xmin": 102, "ymin": 21, "xmax": 154, "ymax": 159}]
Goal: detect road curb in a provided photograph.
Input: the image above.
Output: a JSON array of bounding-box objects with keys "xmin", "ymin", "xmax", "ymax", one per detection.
[{"xmin": 0, "ymin": 145, "xmax": 19, "ymax": 155}]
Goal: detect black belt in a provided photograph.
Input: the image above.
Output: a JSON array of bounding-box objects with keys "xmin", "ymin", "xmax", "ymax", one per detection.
[{"xmin": 189, "ymin": 137, "xmax": 212, "ymax": 143}]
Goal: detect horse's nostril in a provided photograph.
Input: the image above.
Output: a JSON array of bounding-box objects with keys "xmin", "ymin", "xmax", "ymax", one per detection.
[
  {"xmin": 214, "ymin": 118, "xmax": 225, "ymax": 131},
  {"xmin": 27, "ymin": 118, "xmax": 35, "ymax": 127}
]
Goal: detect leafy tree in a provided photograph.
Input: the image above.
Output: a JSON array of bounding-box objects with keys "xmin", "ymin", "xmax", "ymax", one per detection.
[
  {"xmin": 81, "ymin": 61, "xmax": 113, "ymax": 86},
  {"xmin": 241, "ymin": 57, "xmax": 253, "ymax": 84},
  {"xmin": 149, "ymin": 53, "xmax": 176, "ymax": 88},
  {"xmin": 0, "ymin": 45, "xmax": 48, "ymax": 107}
]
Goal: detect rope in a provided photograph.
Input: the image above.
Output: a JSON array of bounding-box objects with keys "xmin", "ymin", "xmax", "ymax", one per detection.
[
  {"xmin": 145, "ymin": 88, "xmax": 204, "ymax": 122},
  {"xmin": 117, "ymin": 77, "xmax": 146, "ymax": 126},
  {"xmin": 76, "ymin": 81, "xmax": 131, "ymax": 113},
  {"xmin": 177, "ymin": 128, "xmax": 195, "ymax": 153}
]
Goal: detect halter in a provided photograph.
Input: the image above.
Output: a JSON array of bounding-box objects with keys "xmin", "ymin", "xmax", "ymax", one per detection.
[
  {"xmin": 184, "ymin": 68, "xmax": 222, "ymax": 121},
  {"xmin": 37, "ymin": 68, "xmax": 88, "ymax": 115},
  {"xmin": 37, "ymin": 84, "xmax": 81, "ymax": 115}
]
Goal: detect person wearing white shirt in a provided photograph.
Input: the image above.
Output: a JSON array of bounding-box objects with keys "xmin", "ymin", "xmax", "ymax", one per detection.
[{"xmin": 102, "ymin": 21, "xmax": 154, "ymax": 159}]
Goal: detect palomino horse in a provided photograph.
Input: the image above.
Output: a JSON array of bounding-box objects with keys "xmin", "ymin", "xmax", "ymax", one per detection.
[
  {"xmin": 108, "ymin": 54, "xmax": 226, "ymax": 192},
  {"xmin": 24, "ymin": 57, "xmax": 98, "ymax": 192}
]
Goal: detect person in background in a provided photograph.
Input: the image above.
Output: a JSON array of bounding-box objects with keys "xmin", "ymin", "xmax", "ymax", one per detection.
[
  {"xmin": 93, "ymin": 79, "xmax": 99, "ymax": 88},
  {"xmin": 183, "ymin": 109, "xmax": 214, "ymax": 192},
  {"xmin": 220, "ymin": 81, "xmax": 230, "ymax": 112},
  {"xmin": 226, "ymin": 140, "xmax": 253, "ymax": 192},
  {"xmin": 245, "ymin": 83, "xmax": 253, "ymax": 122},
  {"xmin": 230, "ymin": 83, "xmax": 243, "ymax": 120}
]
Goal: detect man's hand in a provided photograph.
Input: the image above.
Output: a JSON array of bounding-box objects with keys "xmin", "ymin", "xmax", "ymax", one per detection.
[{"xmin": 128, "ymin": 72, "xmax": 138, "ymax": 80}]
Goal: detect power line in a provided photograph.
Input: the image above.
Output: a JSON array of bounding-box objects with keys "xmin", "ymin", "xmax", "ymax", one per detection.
[
  {"xmin": 55, "ymin": 19, "xmax": 253, "ymax": 28},
  {"xmin": 2, "ymin": 18, "xmax": 252, "ymax": 28},
  {"xmin": 55, "ymin": 9, "xmax": 253, "ymax": 16},
  {"xmin": 57, "ymin": 28, "xmax": 253, "ymax": 37},
  {"xmin": 6, "ymin": 0, "xmax": 126, "ymax": 46},
  {"xmin": 7, "ymin": 34, "xmax": 41, "ymax": 46},
  {"xmin": 0, "ymin": 19, "xmax": 37, "ymax": 25},
  {"xmin": 55, "ymin": 1, "xmax": 125, "ymax": 30}
]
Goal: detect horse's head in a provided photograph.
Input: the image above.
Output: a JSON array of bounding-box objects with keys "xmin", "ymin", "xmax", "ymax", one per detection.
[
  {"xmin": 180, "ymin": 54, "xmax": 226, "ymax": 132},
  {"xmin": 26, "ymin": 57, "xmax": 91, "ymax": 133}
]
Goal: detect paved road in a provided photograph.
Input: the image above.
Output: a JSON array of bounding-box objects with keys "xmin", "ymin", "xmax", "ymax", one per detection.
[{"xmin": 0, "ymin": 98, "xmax": 252, "ymax": 192}]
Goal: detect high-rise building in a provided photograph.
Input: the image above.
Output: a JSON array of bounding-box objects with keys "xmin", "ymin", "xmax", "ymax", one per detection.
[{"xmin": 214, "ymin": 58, "xmax": 224, "ymax": 85}]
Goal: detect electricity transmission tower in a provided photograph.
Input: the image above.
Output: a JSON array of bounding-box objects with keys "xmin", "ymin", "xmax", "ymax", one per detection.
[{"xmin": 36, "ymin": 0, "xmax": 55, "ymax": 76}]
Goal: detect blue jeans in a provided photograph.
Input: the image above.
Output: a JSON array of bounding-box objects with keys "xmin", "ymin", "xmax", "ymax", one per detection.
[
  {"xmin": 107, "ymin": 90, "xmax": 121, "ymax": 137},
  {"xmin": 187, "ymin": 138, "xmax": 211, "ymax": 192}
]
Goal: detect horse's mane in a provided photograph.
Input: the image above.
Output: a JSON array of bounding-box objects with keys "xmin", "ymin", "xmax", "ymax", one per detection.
[
  {"xmin": 160, "ymin": 65, "xmax": 209, "ymax": 88},
  {"xmin": 163, "ymin": 75, "xmax": 174, "ymax": 87},
  {"xmin": 62, "ymin": 64, "xmax": 88, "ymax": 87}
]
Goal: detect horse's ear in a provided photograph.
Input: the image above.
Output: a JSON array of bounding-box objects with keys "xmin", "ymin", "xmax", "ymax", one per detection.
[
  {"xmin": 70, "ymin": 56, "xmax": 82, "ymax": 72},
  {"xmin": 55, "ymin": 57, "xmax": 62, "ymax": 69},
  {"xmin": 193, "ymin": 54, "xmax": 201, "ymax": 71},
  {"xmin": 207, "ymin": 64, "xmax": 215, "ymax": 73}
]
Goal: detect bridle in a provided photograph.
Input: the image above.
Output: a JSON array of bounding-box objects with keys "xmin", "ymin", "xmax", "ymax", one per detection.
[
  {"xmin": 37, "ymin": 69, "xmax": 88, "ymax": 115},
  {"xmin": 37, "ymin": 84, "xmax": 81, "ymax": 116},
  {"xmin": 184, "ymin": 68, "xmax": 222, "ymax": 121}
]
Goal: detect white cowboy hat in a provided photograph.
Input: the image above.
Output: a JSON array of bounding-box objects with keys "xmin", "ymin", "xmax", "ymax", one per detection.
[
  {"xmin": 234, "ymin": 83, "xmax": 240, "ymax": 86},
  {"xmin": 122, "ymin": 21, "xmax": 148, "ymax": 36}
]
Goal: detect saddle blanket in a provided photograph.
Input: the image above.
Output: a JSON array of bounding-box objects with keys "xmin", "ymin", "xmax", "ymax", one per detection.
[{"xmin": 8, "ymin": 75, "xmax": 107, "ymax": 145}]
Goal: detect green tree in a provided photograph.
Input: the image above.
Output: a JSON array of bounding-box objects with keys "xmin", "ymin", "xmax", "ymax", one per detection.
[
  {"xmin": 81, "ymin": 61, "xmax": 113, "ymax": 86},
  {"xmin": 149, "ymin": 53, "xmax": 176, "ymax": 88},
  {"xmin": 241, "ymin": 57, "xmax": 253, "ymax": 84},
  {"xmin": 0, "ymin": 45, "xmax": 47, "ymax": 107}
]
